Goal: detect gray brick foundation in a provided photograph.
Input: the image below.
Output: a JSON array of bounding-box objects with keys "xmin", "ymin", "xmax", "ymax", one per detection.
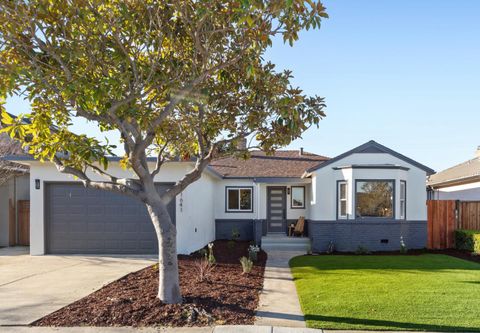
[
  {"xmin": 308, "ymin": 220, "xmax": 427, "ymax": 252},
  {"xmin": 215, "ymin": 219, "xmax": 266, "ymax": 246},
  {"xmin": 215, "ymin": 218, "xmax": 307, "ymax": 247}
]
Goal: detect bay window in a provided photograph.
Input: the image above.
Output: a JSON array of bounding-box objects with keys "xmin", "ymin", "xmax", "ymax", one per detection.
[
  {"xmin": 338, "ymin": 181, "xmax": 348, "ymax": 219},
  {"xmin": 400, "ymin": 181, "xmax": 406, "ymax": 219},
  {"xmin": 355, "ymin": 180, "xmax": 394, "ymax": 218}
]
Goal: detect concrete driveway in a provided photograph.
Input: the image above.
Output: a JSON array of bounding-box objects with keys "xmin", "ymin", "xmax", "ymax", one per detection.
[{"xmin": 0, "ymin": 247, "xmax": 155, "ymax": 326}]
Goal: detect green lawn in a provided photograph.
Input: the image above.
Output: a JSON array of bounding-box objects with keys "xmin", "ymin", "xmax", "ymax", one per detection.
[{"xmin": 290, "ymin": 254, "xmax": 480, "ymax": 331}]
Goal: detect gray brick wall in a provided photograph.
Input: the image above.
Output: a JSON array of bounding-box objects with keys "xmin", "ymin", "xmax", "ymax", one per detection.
[
  {"xmin": 215, "ymin": 219, "xmax": 254, "ymax": 241},
  {"xmin": 253, "ymin": 220, "xmax": 263, "ymax": 246},
  {"xmin": 308, "ymin": 220, "xmax": 427, "ymax": 252}
]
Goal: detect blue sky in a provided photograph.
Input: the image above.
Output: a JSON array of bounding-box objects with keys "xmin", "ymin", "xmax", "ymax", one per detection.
[{"xmin": 5, "ymin": 0, "xmax": 480, "ymax": 172}]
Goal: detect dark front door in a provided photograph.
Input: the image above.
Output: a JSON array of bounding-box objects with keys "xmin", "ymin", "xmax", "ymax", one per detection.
[{"xmin": 267, "ymin": 186, "xmax": 286, "ymax": 233}]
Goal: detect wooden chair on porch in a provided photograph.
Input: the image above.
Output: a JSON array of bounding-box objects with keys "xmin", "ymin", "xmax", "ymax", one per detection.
[{"xmin": 288, "ymin": 216, "xmax": 305, "ymax": 237}]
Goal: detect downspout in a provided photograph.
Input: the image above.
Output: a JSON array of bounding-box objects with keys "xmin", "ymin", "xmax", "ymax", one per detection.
[
  {"xmin": 255, "ymin": 181, "xmax": 261, "ymax": 245},
  {"xmin": 256, "ymin": 182, "xmax": 260, "ymax": 221}
]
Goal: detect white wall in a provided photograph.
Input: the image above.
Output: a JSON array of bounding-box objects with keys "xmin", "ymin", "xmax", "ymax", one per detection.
[
  {"xmin": 257, "ymin": 183, "xmax": 310, "ymax": 220},
  {"xmin": 213, "ymin": 180, "xmax": 310, "ymax": 221},
  {"xmin": 310, "ymin": 153, "xmax": 428, "ymax": 221},
  {"xmin": 433, "ymin": 181, "xmax": 480, "ymax": 200},
  {"xmin": 28, "ymin": 161, "xmax": 216, "ymax": 255},
  {"xmin": 214, "ymin": 179, "xmax": 256, "ymax": 220}
]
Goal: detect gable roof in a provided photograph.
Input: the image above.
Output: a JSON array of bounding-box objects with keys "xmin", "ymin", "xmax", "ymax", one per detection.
[
  {"xmin": 427, "ymin": 156, "xmax": 480, "ymax": 188},
  {"xmin": 209, "ymin": 150, "xmax": 329, "ymax": 178},
  {"xmin": 306, "ymin": 140, "xmax": 435, "ymax": 175}
]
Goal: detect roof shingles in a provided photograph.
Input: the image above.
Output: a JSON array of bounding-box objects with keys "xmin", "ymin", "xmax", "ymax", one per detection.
[
  {"xmin": 209, "ymin": 150, "xmax": 329, "ymax": 178},
  {"xmin": 428, "ymin": 157, "xmax": 480, "ymax": 187}
]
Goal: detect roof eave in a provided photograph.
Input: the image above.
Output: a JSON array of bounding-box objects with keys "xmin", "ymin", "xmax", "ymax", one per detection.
[{"xmin": 428, "ymin": 174, "xmax": 480, "ymax": 188}]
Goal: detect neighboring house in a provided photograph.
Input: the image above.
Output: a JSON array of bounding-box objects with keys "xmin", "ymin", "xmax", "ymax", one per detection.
[
  {"xmin": 427, "ymin": 147, "xmax": 480, "ymax": 200},
  {"xmin": 0, "ymin": 131, "xmax": 30, "ymax": 247},
  {"xmin": 6, "ymin": 140, "xmax": 434, "ymax": 255}
]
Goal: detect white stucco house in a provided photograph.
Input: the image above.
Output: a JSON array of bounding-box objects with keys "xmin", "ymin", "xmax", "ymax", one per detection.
[
  {"xmin": 5, "ymin": 140, "xmax": 434, "ymax": 255},
  {"xmin": 428, "ymin": 146, "xmax": 480, "ymax": 200}
]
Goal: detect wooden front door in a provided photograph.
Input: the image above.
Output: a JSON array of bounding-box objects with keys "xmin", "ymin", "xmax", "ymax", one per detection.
[{"xmin": 267, "ymin": 187, "xmax": 286, "ymax": 233}]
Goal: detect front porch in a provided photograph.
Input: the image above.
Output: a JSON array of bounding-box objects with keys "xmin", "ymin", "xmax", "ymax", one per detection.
[
  {"xmin": 215, "ymin": 178, "xmax": 312, "ymax": 247},
  {"xmin": 256, "ymin": 179, "xmax": 311, "ymax": 236},
  {"xmin": 261, "ymin": 234, "xmax": 310, "ymax": 252}
]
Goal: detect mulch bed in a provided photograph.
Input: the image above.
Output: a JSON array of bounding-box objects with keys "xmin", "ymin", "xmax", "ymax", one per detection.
[
  {"xmin": 33, "ymin": 240, "xmax": 267, "ymax": 327},
  {"xmin": 314, "ymin": 248, "xmax": 480, "ymax": 264}
]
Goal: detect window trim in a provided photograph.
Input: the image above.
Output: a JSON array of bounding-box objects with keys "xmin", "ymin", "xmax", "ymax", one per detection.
[
  {"xmin": 354, "ymin": 179, "xmax": 396, "ymax": 220},
  {"xmin": 225, "ymin": 186, "xmax": 254, "ymax": 213},
  {"xmin": 400, "ymin": 180, "xmax": 407, "ymax": 220},
  {"xmin": 337, "ymin": 180, "xmax": 348, "ymax": 219},
  {"xmin": 290, "ymin": 186, "xmax": 306, "ymax": 209}
]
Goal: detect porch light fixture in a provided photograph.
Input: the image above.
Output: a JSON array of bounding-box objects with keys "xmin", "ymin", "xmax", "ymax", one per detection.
[
  {"xmin": 35, "ymin": 179, "xmax": 41, "ymax": 190},
  {"xmin": 287, "ymin": 187, "xmax": 290, "ymax": 195}
]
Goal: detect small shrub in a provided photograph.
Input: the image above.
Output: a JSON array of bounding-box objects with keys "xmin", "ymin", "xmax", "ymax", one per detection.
[
  {"xmin": 240, "ymin": 256, "xmax": 253, "ymax": 274},
  {"xmin": 231, "ymin": 227, "xmax": 240, "ymax": 241},
  {"xmin": 326, "ymin": 241, "xmax": 335, "ymax": 254},
  {"xmin": 248, "ymin": 244, "xmax": 260, "ymax": 261},
  {"xmin": 306, "ymin": 243, "xmax": 312, "ymax": 255},
  {"xmin": 455, "ymin": 229, "xmax": 480, "ymax": 254},
  {"xmin": 207, "ymin": 242, "xmax": 216, "ymax": 264},
  {"xmin": 198, "ymin": 248, "xmax": 207, "ymax": 257},
  {"xmin": 400, "ymin": 236, "xmax": 408, "ymax": 254},
  {"xmin": 227, "ymin": 240, "xmax": 236, "ymax": 250},
  {"xmin": 195, "ymin": 257, "xmax": 215, "ymax": 282},
  {"xmin": 355, "ymin": 245, "xmax": 370, "ymax": 255}
]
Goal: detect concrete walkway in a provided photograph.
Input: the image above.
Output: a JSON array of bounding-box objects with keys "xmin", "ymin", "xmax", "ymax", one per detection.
[
  {"xmin": 0, "ymin": 326, "xmax": 450, "ymax": 333},
  {"xmin": 255, "ymin": 251, "xmax": 306, "ymax": 328},
  {"xmin": 0, "ymin": 247, "xmax": 155, "ymax": 325},
  {"xmin": 0, "ymin": 326, "xmax": 323, "ymax": 333}
]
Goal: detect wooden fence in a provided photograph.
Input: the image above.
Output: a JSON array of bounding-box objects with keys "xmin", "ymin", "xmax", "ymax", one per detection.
[
  {"xmin": 427, "ymin": 200, "xmax": 456, "ymax": 249},
  {"xmin": 7, "ymin": 199, "xmax": 30, "ymax": 246},
  {"xmin": 18, "ymin": 200, "xmax": 30, "ymax": 246},
  {"xmin": 427, "ymin": 200, "xmax": 480, "ymax": 249},
  {"xmin": 458, "ymin": 201, "xmax": 480, "ymax": 230}
]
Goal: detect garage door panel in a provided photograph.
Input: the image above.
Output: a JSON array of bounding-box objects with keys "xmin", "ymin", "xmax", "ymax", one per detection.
[
  {"xmin": 46, "ymin": 182, "xmax": 175, "ymax": 254},
  {"xmin": 104, "ymin": 222, "xmax": 120, "ymax": 232}
]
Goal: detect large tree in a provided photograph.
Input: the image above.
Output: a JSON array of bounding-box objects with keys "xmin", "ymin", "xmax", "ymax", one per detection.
[{"xmin": 0, "ymin": 0, "xmax": 327, "ymax": 304}]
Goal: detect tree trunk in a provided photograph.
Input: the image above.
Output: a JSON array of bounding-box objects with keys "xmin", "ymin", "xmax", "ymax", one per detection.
[{"xmin": 147, "ymin": 200, "xmax": 182, "ymax": 304}]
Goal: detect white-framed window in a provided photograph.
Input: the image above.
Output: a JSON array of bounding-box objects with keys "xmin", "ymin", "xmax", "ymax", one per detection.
[
  {"xmin": 226, "ymin": 187, "xmax": 253, "ymax": 212},
  {"xmin": 338, "ymin": 181, "xmax": 348, "ymax": 219},
  {"xmin": 400, "ymin": 181, "xmax": 406, "ymax": 219},
  {"xmin": 291, "ymin": 186, "xmax": 305, "ymax": 209},
  {"xmin": 355, "ymin": 180, "xmax": 394, "ymax": 219}
]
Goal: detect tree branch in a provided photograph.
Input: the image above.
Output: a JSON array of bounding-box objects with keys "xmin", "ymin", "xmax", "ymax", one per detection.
[
  {"xmin": 151, "ymin": 141, "xmax": 169, "ymax": 178},
  {"xmin": 160, "ymin": 146, "xmax": 215, "ymax": 204},
  {"xmin": 53, "ymin": 157, "xmax": 145, "ymax": 200}
]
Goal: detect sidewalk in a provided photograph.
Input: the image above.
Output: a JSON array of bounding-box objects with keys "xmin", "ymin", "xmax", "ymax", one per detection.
[
  {"xmin": 255, "ymin": 251, "xmax": 306, "ymax": 328},
  {"xmin": 0, "ymin": 326, "xmax": 449, "ymax": 333},
  {"xmin": 0, "ymin": 326, "xmax": 321, "ymax": 333}
]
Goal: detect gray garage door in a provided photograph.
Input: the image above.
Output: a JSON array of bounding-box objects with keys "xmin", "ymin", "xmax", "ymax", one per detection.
[{"xmin": 45, "ymin": 183, "xmax": 175, "ymax": 254}]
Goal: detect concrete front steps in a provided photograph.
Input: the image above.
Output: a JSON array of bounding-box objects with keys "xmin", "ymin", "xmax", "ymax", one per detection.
[{"xmin": 261, "ymin": 235, "xmax": 310, "ymax": 252}]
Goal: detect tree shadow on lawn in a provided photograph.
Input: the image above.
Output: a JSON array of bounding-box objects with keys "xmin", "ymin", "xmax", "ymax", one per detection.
[
  {"xmin": 305, "ymin": 314, "xmax": 479, "ymax": 332},
  {"xmin": 291, "ymin": 254, "xmax": 480, "ymax": 272},
  {"xmin": 460, "ymin": 280, "xmax": 480, "ymax": 285}
]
